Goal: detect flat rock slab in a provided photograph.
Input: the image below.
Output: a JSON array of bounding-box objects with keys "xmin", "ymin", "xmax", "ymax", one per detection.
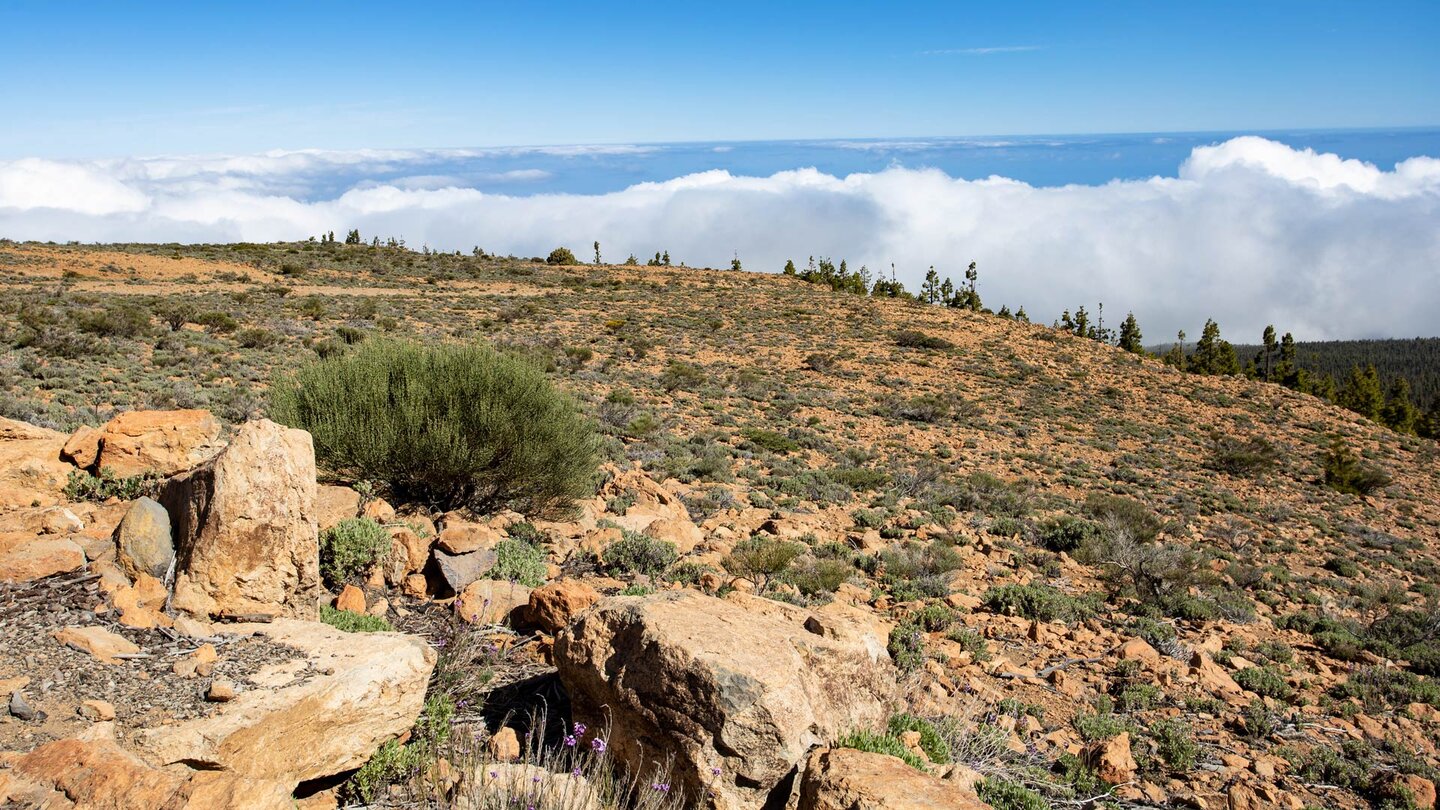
[
  {"xmin": 133, "ymin": 618, "xmax": 436, "ymax": 786},
  {"xmin": 0, "ymin": 534, "xmax": 85, "ymax": 584}
]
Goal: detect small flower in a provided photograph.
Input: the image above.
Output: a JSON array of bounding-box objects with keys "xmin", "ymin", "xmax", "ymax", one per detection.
[
  {"xmin": 591, "ymin": 738, "xmax": 607, "ymax": 752},
  {"xmin": 564, "ymin": 734, "xmax": 578, "ymax": 747},
  {"xmin": 572, "ymin": 722, "xmax": 587, "ymax": 736},
  {"xmin": 489, "ymin": 770, "xmax": 499, "ymax": 779},
  {"xmin": 710, "ymin": 767, "xmax": 722, "ymax": 775},
  {"xmin": 572, "ymin": 767, "xmax": 582, "ymax": 777}
]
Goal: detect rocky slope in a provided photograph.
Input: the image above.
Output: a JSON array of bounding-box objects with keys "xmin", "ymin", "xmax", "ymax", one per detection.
[{"xmin": 1, "ymin": 241, "xmax": 1438, "ymax": 809}]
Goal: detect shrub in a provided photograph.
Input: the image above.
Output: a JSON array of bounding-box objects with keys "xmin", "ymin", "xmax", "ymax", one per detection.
[
  {"xmin": 1334, "ymin": 667, "xmax": 1440, "ymax": 711},
  {"xmin": 1322, "ymin": 436, "xmax": 1391, "ymax": 496},
  {"xmin": 271, "ymin": 339, "xmax": 599, "ymax": 515},
  {"xmin": 982, "ymin": 583, "xmax": 1099, "ymax": 623},
  {"xmin": 1234, "ymin": 665, "xmax": 1294, "ymax": 701},
  {"xmin": 888, "ymin": 714, "xmax": 952, "ymax": 763},
  {"xmin": 545, "ymin": 247, "xmax": 578, "ymax": 265},
  {"xmin": 1209, "ymin": 431, "xmax": 1280, "ymax": 475},
  {"xmin": 785, "ymin": 557, "xmax": 852, "ymax": 596},
  {"xmin": 835, "ymin": 730, "xmax": 924, "ymax": 769},
  {"xmin": 894, "ymin": 329, "xmax": 953, "ymax": 350},
  {"xmin": 1083, "ymin": 493, "xmax": 1162, "ymax": 543},
  {"xmin": 485, "ymin": 539, "xmax": 547, "ymax": 587},
  {"xmin": 945, "ymin": 627, "xmax": 992, "ymax": 662},
  {"xmin": 888, "ymin": 622, "xmax": 926, "ymax": 671},
  {"xmin": 236, "ymin": 327, "xmax": 281, "ymax": 349},
  {"xmin": 659, "ymin": 360, "xmax": 706, "ymax": 392},
  {"xmin": 975, "ymin": 778, "xmax": 1047, "ymax": 810},
  {"xmin": 1151, "ymin": 719, "xmax": 1198, "ymax": 771},
  {"xmin": 603, "ymin": 530, "xmax": 678, "ymax": 578},
  {"xmin": 320, "ymin": 605, "xmax": 394, "ymax": 633},
  {"xmin": 740, "ymin": 427, "xmax": 799, "ymax": 454},
  {"xmin": 63, "ymin": 469, "xmax": 161, "ymax": 502},
  {"xmin": 723, "ymin": 537, "xmax": 803, "ymax": 592},
  {"xmin": 1037, "ymin": 515, "xmax": 1100, "ymax": 552},
  {"xmin": 320, "ymin": 517, "xmax": 391, "ymax": 586}
]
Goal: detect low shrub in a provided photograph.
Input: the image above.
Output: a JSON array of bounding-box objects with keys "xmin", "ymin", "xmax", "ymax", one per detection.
[
  {"xmin": 545, "ymin": 247, "xmax": 578, "ymax": 265},
  {"xmin": 835, "ymin": 730, "xmax": 924, "ymax": 769},
  {"xmin": 1322, "ymin": 436, "xmax": 1391, "ymax": 496},
  {"xmin": 485, "ymin": 539, "xmax": 548, "ymax": 587},
  {"xmin": 894, "ymin": 329, "xmax": 953, "ymax": 350},
  {"xmin": 1037, "ymin": 515, "xmax": 1100, "ymax": 552},
  {"xmin": 888, "ymin": 714, "xmax": 952, "ymax": 763},
  {"xmin": 271, "ymin": 339, "xmax": 599, "ymax": 515},
  {"xmin": 740, "ymin": 427, "xmax": 799, "ymax": 454},
  {"xmin": 1150, "ymin": 719, "xmax": 1198, "ymax": 771},
  {"xmin": 982, "ymin": 583, "xmax": 1099, "ymax": 623},
  {"xmin": 320, "ymin": 517, "xmax": 391, "ymax": 587},
  {"xmin": 63, "ymin": 469, "xmax": 161, "ymax": 502},
  {"xmin": 975, "ymin": 778, "xmax": 1047, "ymax": 810},
  {"xmin": 723, "ymin": 537, "xmax": 803, "ymax": 592},
  {"xmin": 320, "ymin": 605, "xmax": 394, "ymax": 633},
  {"xmin": 1208, "ymin": 431, "xmax": 1280, "ymax": 475},
  {"xmin": 603, "ymin": 530, "xmax": 678, "ymax": 578}
]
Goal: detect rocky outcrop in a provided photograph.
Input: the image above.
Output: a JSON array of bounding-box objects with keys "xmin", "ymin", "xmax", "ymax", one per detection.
[
  {"xmin": 160, "ymin": 419, "xmax": 322, "ymax": 619},
  {"xmin": 526, "ymin": 579, "xmax": 601, "ymax": 633},
  {"xmin": 86, "ymin": 409, "xmax": 224, "ymax": 477},
  {"xmin": 554, "ymin": 590, "xmax": 896, "ymax": 809},
  {"xmin": 797, "ymin": 748, "xmax": 989, "ymax": 810},
  {"xmin": 0, "ymin": 417, "xmax": 73, "ymax": 510},
  {"xmin": 115, "ymin": 496, "xmax": 173, "ymax": 580},
  {"xmin": 0, "ymin": 734, "xmax": 294, "ymax": 810},
  {"xmin": 134, "ymin": 618, "xmax": 435, "ymax": 786}
]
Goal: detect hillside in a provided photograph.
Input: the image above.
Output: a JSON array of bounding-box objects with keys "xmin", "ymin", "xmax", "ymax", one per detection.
[
  {"xmin": 1229, "ymin": 337, "xmax": 1440, "ymax": 412},
  {"xmin": 3, "ymin": 239, "xmax": 1440, "ymax": 809}
]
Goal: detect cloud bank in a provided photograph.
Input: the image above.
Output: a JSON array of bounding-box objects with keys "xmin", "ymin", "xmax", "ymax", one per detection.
[{"xmin": 2, "ymin": 136, "xmax": 1438, "ymax": 340}]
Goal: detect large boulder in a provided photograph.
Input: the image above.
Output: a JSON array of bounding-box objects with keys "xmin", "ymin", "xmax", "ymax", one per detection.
[
  {"xmin": 0, "ymin": 734, "xmax": 294, "ymax": 809},
  {"xmin": 0, "ymin": 417, "xmax": 73, "ymax": 510},
  {"xmin": 160, "ymin": 419, "xmax": 322, "ymax": 619},
  {"xmin": 115, "ymin": 496, "xmax": 174, "ymax": 580},
  {"xmin": 90, "ymin": 409, "xmax": 224, "ymax": 477},
  {"xmin": 555, "ymin": 590, "xmax": 896, "ymax": 809},
  {"xmin": 797, "ymin": 748, "xmax": 990, "ymax": 810},
  {"xmin": 134, "ymin": 618, "xmax": 435, "ymax": 786}
]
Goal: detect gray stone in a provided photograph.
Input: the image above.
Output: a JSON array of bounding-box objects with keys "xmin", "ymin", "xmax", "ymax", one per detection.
[
  {"xmin": 9, "ymin": 690, "xmax": 41, "ymax": 721},
  {"xmin": 433, "ymin": 548, "xmax": 498, "ymax": 594},
  {"xmin": 116, "ymin": 496, "xmax": 174, "ymax": 580}
]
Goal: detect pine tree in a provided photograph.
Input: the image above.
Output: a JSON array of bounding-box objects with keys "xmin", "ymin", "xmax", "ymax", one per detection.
[
  {"xmin": 1259, "ymin": 326, "xmax": 1278, "ymax": 381},
  {"xmin": 1163, "ymin": 330, "xmax": 1188, "ymax": 371},
  {"xmin": 1014, "ymin": 306, "xmax": 1029, "ymax": 323},
  {"xmin": 783, "ymin": 259, "xmax": 797, "ymax": 275},
  {"xmin": 731, "ymin": 253, "xmax": 743, "ymax": 272},
  {"xmin": 662, "ymin": 251, "xmax": 671, "ymax": 266},
  {"xmin": 1118, "ymin": 312, "xmax": 1144, "ymax": 353},
  {"xmin": 921, "ymin": 267, "xmax": 941, "ymax": 304},
  {"xmin": 1276, "ymin": 332, "xmax": 1300, "ymax": 388},
  {"xmin": 1190, "ymin": 319, "xmax": 1239, "ymax": 375},
  {"xmin": 997, "ymin": 305, "xmax": 1013, "ymax": 319},
  {"xmin": 594, "ymin": 241, "xmax": 601, "ymax": 265},
  {"xmin": 963, "ymin": 261, "xmax": 980, "ymax": 311},
  {"xmin": 1380, "ymin": 376, "xmax": 1419, "ymax": 433},
  {"xmin": 1338, "ymin": 365, "xmax": 1385, "ymax": 420},
  {"xmin": 939, "ymin": 278, "xmax": 955, "ymax": 306}
]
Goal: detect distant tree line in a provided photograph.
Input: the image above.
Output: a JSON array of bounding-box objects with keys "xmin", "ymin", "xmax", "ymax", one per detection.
[{"xmin": 782, "ymin": 257, "xmax": 1029, "ymax": 322}]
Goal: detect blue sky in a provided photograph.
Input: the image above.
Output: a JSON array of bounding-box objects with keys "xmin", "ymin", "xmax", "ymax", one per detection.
[{"xmin": 2, "ymin": 0, "xmax": 1437, "ymax": 157}]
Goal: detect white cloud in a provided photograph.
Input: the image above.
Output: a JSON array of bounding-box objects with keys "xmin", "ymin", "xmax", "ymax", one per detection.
[{"xmin": 1, "ymin": 138, "xmax": 1436, "ymax": 340}]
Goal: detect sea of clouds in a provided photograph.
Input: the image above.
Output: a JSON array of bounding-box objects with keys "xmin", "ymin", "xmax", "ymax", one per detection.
[{"xmin": 1, "ymin": 136, "xmax": 1437, "ymax": 341}]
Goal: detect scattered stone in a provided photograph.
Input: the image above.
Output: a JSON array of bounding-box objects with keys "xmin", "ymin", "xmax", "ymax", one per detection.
[
  {"xmin": 112, "ymin": 572, "xmax": 171, "ymax": 628},
  {"xmin": 9, "ymin": 690, "xmax": 39, "ymax": 721},
  {"xmin": 207, "ymin": 679, "xmax": 237, "ymax": 702},
  {"xmin": 115, "ymin": 496, "xmax": 174, "ymax": 580},
  {"xmin": 1116, "ymin": 637, "xmax": 1161, "ymax": 667},
  {"xmin": 1086, "ymin": 732, "xmax": 1137, "ymax": 785},
  {"xmin": 798, "ymin": 747, "xmax": 989, "ymax": 809},
  {"xmin": 0, "ymin": 533, "xmax": 85, "ymax": 583},
  {"xmin": 52, "ymin": 625, "xmax": 142, "ymax": 664},
  {"xmin": 487, "ymin": 726, "xmax": 521, "ymax": 761},
  {"xmin": 335, "ymin": 584, "xmax": 366, "ymax": 613},
  {"xmin": 526, "ymin": 579, "xmax": 601, "ymax": 633},
  {"xmin": 78, "ymin": 699, "xmax": 116, "ymax": 721},
  {"xmin": 436, "ymin": 520, "xmax": 504, "ymax": 555},
  {"xmin": 161, "ymin": 419, "xmax": 322, "ymax": 619},
  {"xmin": 433, "ymin": 548, "xmax": 499, "ymax": 593},
  {"xmin": 456, "ymin": 579, "xmax": 531, "ymax": 625}
]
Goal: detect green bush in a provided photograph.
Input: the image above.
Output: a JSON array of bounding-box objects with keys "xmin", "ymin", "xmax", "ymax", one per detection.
[
  {"xmin": 320, "ymin": 604, "xmax": 394, "ymax": 633},
  {"xmin": 1150, "ymin": 719, "xmax": 1198, "ymax": 771},
  {"xmin": 1322, "ymin": 436, "xmax": 1391, "ymax": 496},
  {"xmin": 63, "ymin": 469, "xmax": 161, "ymax": 502},
  {"xmin": 894, "ymin": 329, "xmax": 953, "ymax": 350},
  {"xmin": 785, "ymin": 557, "xmax": 852, "ymax": 596},
  {"xmin": 1234, "ymin": 665, "xmax": 1294, "ymax": 701},
  {"xmin": 546, "ymin": 247, "xmax": 578, "ymax": 265},
  {"xmin": 888, "ymin": 622, "xmax": 926, "ymax": 671},
  {"xmin": 723, "ymin": 537, "xmax": 802, "ymax": 591},
  {"xmin": 271, "ymin": 339, "xmax": 599, "ymax": 515},
  {"xmin": 1037, "ymin": 515, "xmax": 1100, "ymax": 552},
  {"xmin": 835, "ymin": 729, "xmax": 924, "ymax": 769},
  {"xmin": 320, "ymin": 517, "xmax": 391, "ymax": 587},
  {"xmin": 603, "ymin": 530, "xmax": 678, "ymax": 578},
  {"xmin": 1208, "ymin": 431, "xmax": 1280, "ymax": 475},
  {"xmin": 975, "ymin": 778, "xmax": 1047, "ymax": 810},
  {"xmin": 485, "ymin": 539, "xmax": 548, "ymax": 587},
  {"xmin": 982, "ymin": 583, "xmax": 1099, "ymax": 623},
  {"xmin": 739, "ymin": 427, "xmax": 799, "ymax": 454},
  {"xmin": 888, "ymin": 714, "xmax": 951, "ymax": 763},
  {"xmin": 659, "ymin": 360, "xmax": 706, "ymax": 392}
]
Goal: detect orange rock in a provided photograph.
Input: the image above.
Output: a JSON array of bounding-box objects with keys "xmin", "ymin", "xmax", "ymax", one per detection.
[
  {"xmin": 0, "ymin": 532, "xmax": 85, "ymax": 583},
  {"xmin": 53, "ymin": 625, "xmax": 141, "ymax": 664},
  {"xmin": 1085, "ymin": 732, "xmax": 1137, "ymax": 785},
  {"xmin": 488, "ymin": 726, "xmax": 521, "ymax": 761},
  {"xmin": 93, "ymin": 409, "xmax": 223, "ymax": 477},
  {"xmin": 335, "ymin": 584, "xmax": 366, "ymax": 613},
  {"xmin": 526, "ymin": 579, "xmax": 601, "ymax": 633},
  {"xmin": 61, "ymin": 425, "xmax": 103, "ymax": 468},
  {"xmin": 1115, "ymin": 637, "xmax": 1161, "ymax": 667},
  {"xmin": 798, "ymin": 747, "xmax": 989, "ymax": 809},
  {"xmin": 0, "ymin": 417, "xmax": 73, "ymax": 509},
  {"xmin": 456, "ymin": 579, "xmax": 531, "ymax": 625}
]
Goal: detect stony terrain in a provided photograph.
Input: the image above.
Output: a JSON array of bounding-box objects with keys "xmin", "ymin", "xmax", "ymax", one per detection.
[{"xmin": 1, "ymin": 239, "xmax": 1438, "ymax": 809}]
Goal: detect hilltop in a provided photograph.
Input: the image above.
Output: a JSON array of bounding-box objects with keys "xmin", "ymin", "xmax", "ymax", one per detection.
[{"xmin": 2, "ymin": 239, "xmax": 1439, "ymax": 809}]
